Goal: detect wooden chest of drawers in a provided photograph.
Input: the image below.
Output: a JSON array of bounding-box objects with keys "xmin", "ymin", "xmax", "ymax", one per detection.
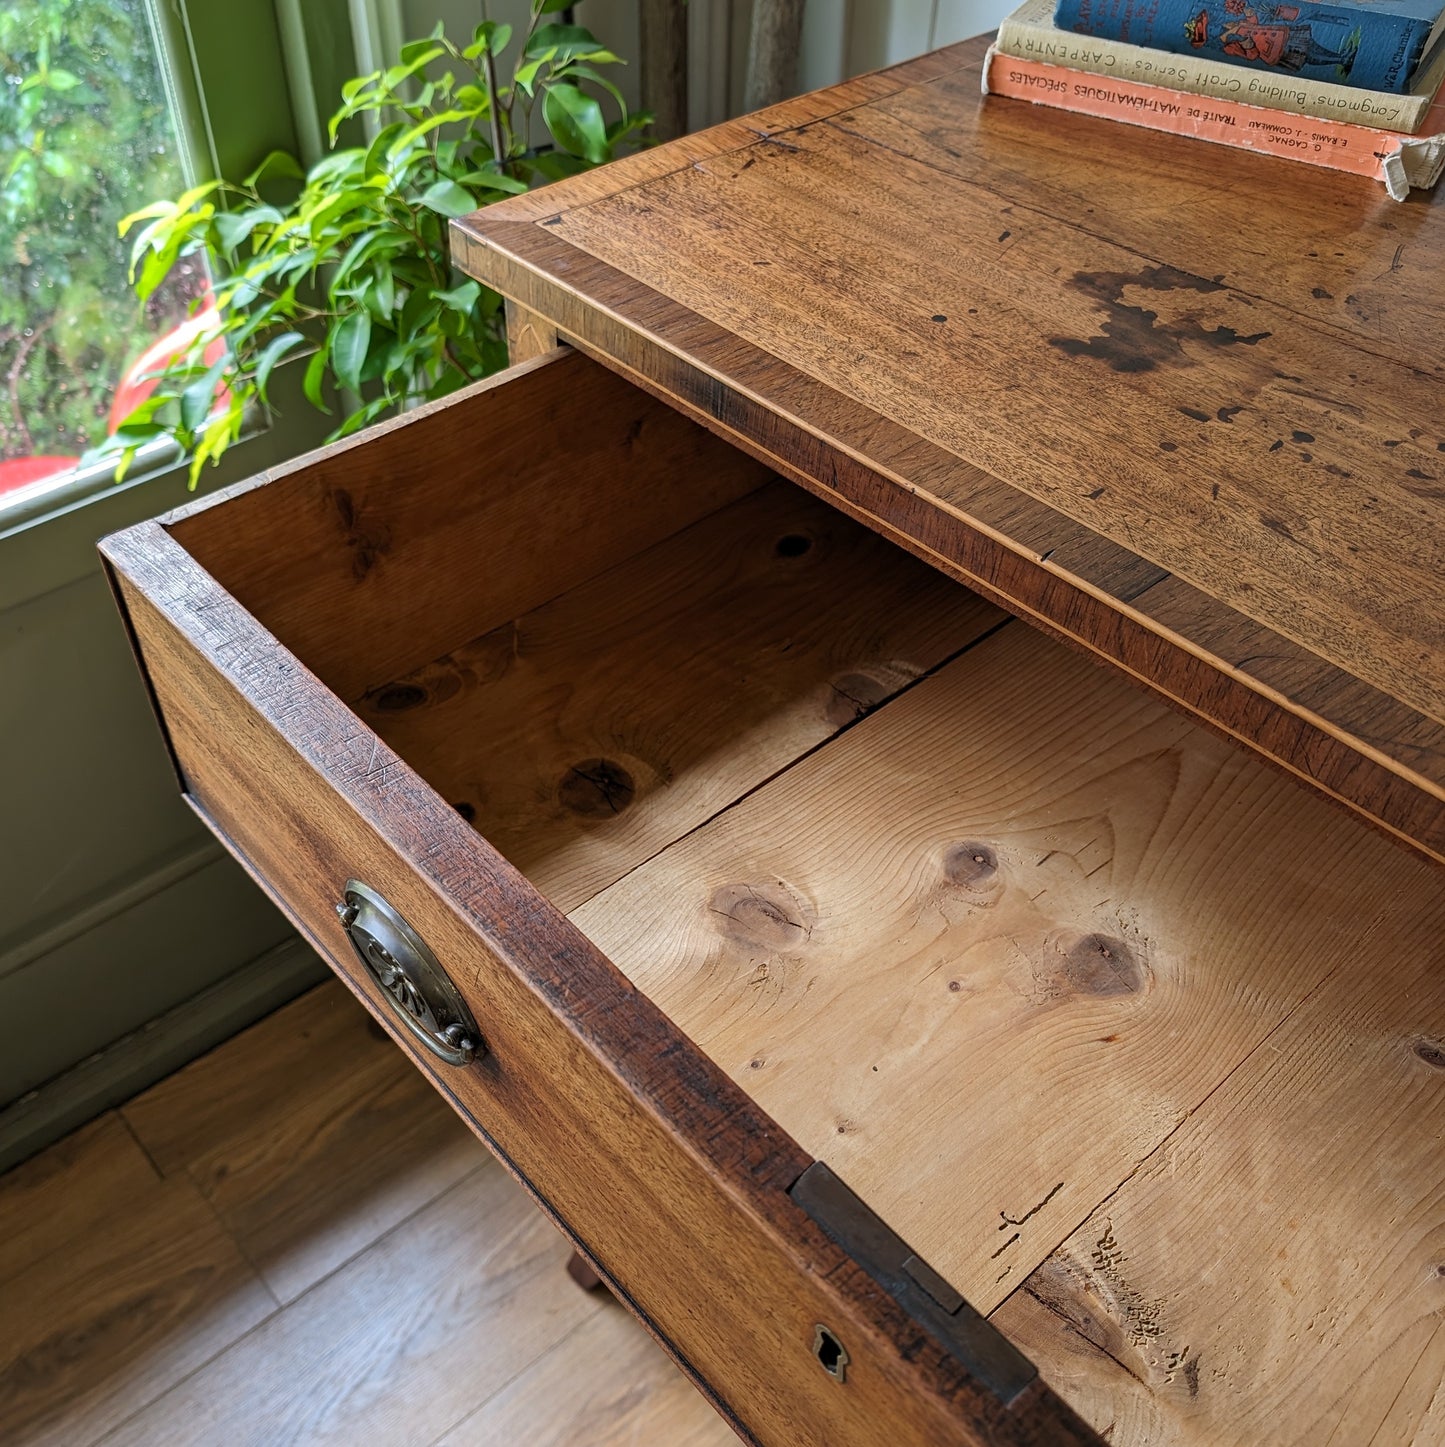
[{"xmin": 102, "ymin": 36, "xmax": 1443, "ymax": 1447}]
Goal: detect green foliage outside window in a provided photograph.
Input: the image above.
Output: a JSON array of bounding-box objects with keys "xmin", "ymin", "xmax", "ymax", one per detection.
[
  {"xmin": 1, "ymin": 0, "xmax": 195, "ymax": 466},
  {"xmin": 91, "ymin": 3, "xmax": 650, "ymax": 486}
]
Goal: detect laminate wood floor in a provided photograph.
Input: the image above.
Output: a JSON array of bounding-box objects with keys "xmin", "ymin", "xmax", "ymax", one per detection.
[{"xmin": 0, "ymin": 979, "xmax": 735, "ymax": 1447}]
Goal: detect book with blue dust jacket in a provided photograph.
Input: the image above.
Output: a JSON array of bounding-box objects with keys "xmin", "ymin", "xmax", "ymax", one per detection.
[{"xmin": 1053, "ymin": 0, "xmax": 1445, "ymax": 92}]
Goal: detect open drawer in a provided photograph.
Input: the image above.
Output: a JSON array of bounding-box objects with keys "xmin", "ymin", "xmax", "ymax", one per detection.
[{"xmin": 101, "ymin": 347, "xmax": 1445, "ymax": 1447}]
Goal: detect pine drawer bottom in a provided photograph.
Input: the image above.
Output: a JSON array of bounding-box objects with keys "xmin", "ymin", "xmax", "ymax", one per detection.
[{"xmin": 103, "ymin": 347, "xmax": 1444, "ymax": 1447}]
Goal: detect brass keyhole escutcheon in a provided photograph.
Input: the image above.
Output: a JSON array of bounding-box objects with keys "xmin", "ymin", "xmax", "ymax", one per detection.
[
  {"xmin": 813, "ymin": 1324, "xmax": 849, "ymax": 1384},
  {"xmin": 335, "ymin": 880, "xmax": 484, "ymax": 1067}
]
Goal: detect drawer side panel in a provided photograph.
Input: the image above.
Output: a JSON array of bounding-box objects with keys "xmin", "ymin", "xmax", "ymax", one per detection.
[{"xmin": 101, "ymin": 519, "xmax": 1099, "ymax": 1447}]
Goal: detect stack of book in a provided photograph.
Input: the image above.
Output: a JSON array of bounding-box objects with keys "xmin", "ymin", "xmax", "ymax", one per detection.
[{"xmin": 984, "ymin": 0, "xmax": 1445, "ymax": 197}]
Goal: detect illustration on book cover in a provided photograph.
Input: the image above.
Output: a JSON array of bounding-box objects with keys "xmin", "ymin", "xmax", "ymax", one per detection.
[
  {"xmin": 1055, "ymin": 0, "xmax": 1445, "ymax": 91},
  {"xmin": 1185, "ymin": 1, "xmax": 1359, "ymax": 76}
]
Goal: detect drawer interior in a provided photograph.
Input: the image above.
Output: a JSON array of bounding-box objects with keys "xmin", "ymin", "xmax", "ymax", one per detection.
[{"xmin": 167, "ymin": 351, "xmax": 1445, "ymax": 1444}]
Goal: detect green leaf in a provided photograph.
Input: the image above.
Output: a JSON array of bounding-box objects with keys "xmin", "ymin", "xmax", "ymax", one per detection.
[
  {"xmin": 180, "ymin": 356, "xmax": 227, "ymax": 434},
  {"xmin": 363, "ymin": 121, "xmax": 407, "ymax": 178},
  {"xmin": 419, "ymin": 179, "xmax": 477, "ymax": 218},
  {"xmin": 536, "ymin": 0, "xmax": 575, "ymax": 13},
  {"xmin": 434, "ymin": 280, "xmax": 480, "ymax": 314},
  {"xmin": 464, "ymin": 20, "xmax": 514, "ymax": 59},
  {"xmin": 331, "ymin": 311, "xmax": 371, "ymax": 394},
  {"xmin": 214, "ymin": 205, "xmax": 283, "ymax": 255},
  {"xmin": 117, "ymin": 199, "xmax": 176, "ymax": 236},
  {"xmin": 252, "ymin": 331, "xmax": 307, "ymax": 400},
  {"xmin": 332, "ymin": 396, "xmax": 391, "ymax": 440},
  {"xmin": 399, "ymin": 285, "xmax": 439, "ymax": 339},
  {"xmin": 455, "ymin": 167, "xmax": 530, "ymax": 194},
  {"xmin": 400, "ymin": 37, "xmax": 444, "ymax": 64},
  {"xmin": 304, "ymin": 187, "xmax": 372, "ymax": 241},
  {"xmin": 513, "ymin": 56, "xmax": 547, "ymax": 97},
  {"xmin": 372, "ymin": 263, "xmax": 396, "ymax": 317},
  {"xmin": 39, "ymin": 150, "xmax": 81, "ymax": 180},
  {"xmin": 382, "ymin": 47, "xmax": 445, "ymax": 91},
  {"xmin": 556, "ymin": 62, "xmax": 628, "ymax": 115},
  {"xmin": 543, "ymin": 83, "xmax": 608, "ymax": 164},
  {"xmin": 45, "ymin": 68, "xmax": 80, "ymax": 90},
  {"xmin": 388, "ymin": 108, "xmax": 476, "ymax": 157},
  {"xmin": 244, "ymin": 150, "xmax": 305, "ymax": 188},
  {"xmin": 303, "ymin": 342, "xmax": 332, "ymax": 413},
  {"xmin": 526, "ymin": 23, "xmax": 603, "ymax": 60}
]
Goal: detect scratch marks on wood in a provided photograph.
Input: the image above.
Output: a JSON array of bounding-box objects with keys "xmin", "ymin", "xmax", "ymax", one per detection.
[{"xmin": 1000, "ymin": 1180, "xmax": 1065, "ymax": 1230}]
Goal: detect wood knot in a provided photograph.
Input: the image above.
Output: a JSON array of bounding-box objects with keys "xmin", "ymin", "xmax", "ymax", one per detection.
[
  {"xmin": 1413, "ymin": 1038, "xmax": 1445, "ymax": 1070},
  {"xmin": 557, "ymin": 758, "xmax": 635, "ymax": 817},
  {"xmin": 1064, "ymin": 934, "xmax": 1146, "ymax": 997},
  {"xmin": 708, "ymin": 882, "xmax": 812, "ymax": 951},
  {"xmin": 330, "ymin": 487, "xmax": 391, "ymax": 579},
  {"xmin": 944, "ymin": 841, "xmax": 999, "ymax": 888},
  {"xmin": 774, "ymin": 532, "xmax": 813, "ymax": 558},
  {"xmin": 372, "ymin": 683, "xmax": 427, "ymax": 712},
  {"xmin": 826, "ymin": 672, "xmax": 891, "ymax": 728}
]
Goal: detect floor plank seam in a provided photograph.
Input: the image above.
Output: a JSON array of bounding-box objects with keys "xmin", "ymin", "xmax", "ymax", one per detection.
[
  {"xmin": 196, "ymin": 1180, "xmax": 284, "ymax": 1313},
  {"xmin": 272, "ymin": 1156, "xmax": 494, "ymax": 1307},
  {"xmin": 114, "ymin": 1108, "xmax": 168, "ymax": 1184},
  {"xmin": 419, "ymin": 1308, "xmax": 606, "ymax": 1447},
  {"xmin": 87, "ymin": 1160, "xmax": 495, "ymax": 1447}
]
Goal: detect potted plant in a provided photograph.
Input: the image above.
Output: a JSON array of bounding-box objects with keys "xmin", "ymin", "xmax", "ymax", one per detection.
[{"xmin": 91, "ymin": 3, "xmax": 648, "ymax": 485}]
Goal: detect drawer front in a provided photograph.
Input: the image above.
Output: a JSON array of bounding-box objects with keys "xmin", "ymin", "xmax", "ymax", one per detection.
[{"xmin": 100, "ymin": 362, "xmax": 1095, "ymax": 1447}]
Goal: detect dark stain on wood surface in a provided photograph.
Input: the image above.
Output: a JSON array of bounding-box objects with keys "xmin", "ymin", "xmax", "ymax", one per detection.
[
  {"xmin": 558, "ymin": 758, "xmax": 636, "ymax": 817},
  {"xmin": 1050, "ymin": 266, "xmax": 1270, "ymax": 374},
  {"xmin": 371, "ymin": 682, "xmax": 427, "ymax": 712},
  {"xmin": 774, "ymin": 531, "xmax": 813, "ymax": 557}
]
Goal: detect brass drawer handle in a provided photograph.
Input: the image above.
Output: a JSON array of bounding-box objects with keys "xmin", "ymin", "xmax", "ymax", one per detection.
[{"xmin": 335, "ymin": 880, "xmax": 484, "ymax": 1067}]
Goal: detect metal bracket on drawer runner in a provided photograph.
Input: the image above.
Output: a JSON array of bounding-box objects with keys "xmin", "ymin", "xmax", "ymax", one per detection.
[{"xmin": 789, "ymin": 1161, "xmax": 1038, "ymax": 1406}]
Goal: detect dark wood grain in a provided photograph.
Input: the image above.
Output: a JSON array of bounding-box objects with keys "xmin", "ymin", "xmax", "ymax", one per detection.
[
  {"xmin": 165, "ymin": 349, "xmax": 769, "ymax": 701},
  {"xmin": 101, "ymin": 518, "xmax": 1100, "ymax": 1447},
  {"xmin": 451, "ymin": 37, "xmax": 1445, "ymax": 865}
]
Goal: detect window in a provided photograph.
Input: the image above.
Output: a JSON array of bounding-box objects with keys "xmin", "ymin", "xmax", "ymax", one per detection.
[
  {"xmin": 0, "ymin": 0, "xmax": 344, "ymax": 532},
  {"xmin": 1, "ymin": 0, "xmax": 205, "ymax": 520}
]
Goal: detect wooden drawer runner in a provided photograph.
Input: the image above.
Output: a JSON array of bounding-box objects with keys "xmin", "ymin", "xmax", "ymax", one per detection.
[{"xmin": 102, "ymin": 347, "xmax": 1444, "ymax": 1446}]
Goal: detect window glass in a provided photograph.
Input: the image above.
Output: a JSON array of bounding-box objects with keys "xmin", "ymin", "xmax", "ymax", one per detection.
[{"xmin": 1, "ymin": 0, "xmax": 205, "ymax": 512}]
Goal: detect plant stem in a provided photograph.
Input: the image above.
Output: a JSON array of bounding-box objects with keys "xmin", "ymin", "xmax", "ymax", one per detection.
[{"xmin": 481, "ymin": 45, "xmax": 508, "ymax": 167}]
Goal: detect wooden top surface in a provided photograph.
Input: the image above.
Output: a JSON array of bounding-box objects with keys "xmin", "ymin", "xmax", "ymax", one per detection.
[{"xmin": 453, "ymin": 37, "xmax": 1445, "ymax": 862}]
